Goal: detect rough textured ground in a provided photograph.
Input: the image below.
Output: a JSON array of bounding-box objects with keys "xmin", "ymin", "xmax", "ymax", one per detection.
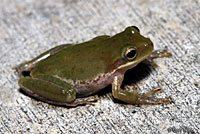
[{"xmin": 0, "ymin": 0, "xmax": 199, "ymax": 133}]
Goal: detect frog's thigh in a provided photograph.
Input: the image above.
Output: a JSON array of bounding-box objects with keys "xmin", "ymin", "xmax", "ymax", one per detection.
[
  {"xmin": 34, "ymin": 75, "xmax": 99, "ymax": 106},
  {"xmin": 19, "ymin": 76, "xmax": 77, "ymax": 106}
]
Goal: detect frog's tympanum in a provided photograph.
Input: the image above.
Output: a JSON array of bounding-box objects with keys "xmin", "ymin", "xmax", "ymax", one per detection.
[{"xmin": 16, "ymin": 26, "xmax": 172, "ymax": 106}]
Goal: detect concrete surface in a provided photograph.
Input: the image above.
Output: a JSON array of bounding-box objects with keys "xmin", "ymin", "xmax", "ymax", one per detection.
[{"xmin": 0, "ymin": 0, "xmax": 199, "ymax": 133}]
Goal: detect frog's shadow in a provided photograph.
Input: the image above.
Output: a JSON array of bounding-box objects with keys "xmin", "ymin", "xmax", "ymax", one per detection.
[
  {"xmin": 19, "ymin": 63, "xmax": 152, "ymax": 107},
  {"xmin": 97, "ymin": 63, "xmax": 152, "ymax": 103}
]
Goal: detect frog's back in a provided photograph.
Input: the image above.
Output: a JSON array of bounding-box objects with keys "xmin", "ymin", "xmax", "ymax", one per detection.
[
  {"xmin": 31, "ymin": 26, "xmax": 151, "ymax": 81},
  {"xmin": 31, "ymin": 36, "xmax": 114, "ymax": 81}
]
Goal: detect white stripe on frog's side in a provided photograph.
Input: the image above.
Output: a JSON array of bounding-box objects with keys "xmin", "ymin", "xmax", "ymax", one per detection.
[{"xmin": 33, "ymin": 53, "xmax": 50, "ymax": 64}]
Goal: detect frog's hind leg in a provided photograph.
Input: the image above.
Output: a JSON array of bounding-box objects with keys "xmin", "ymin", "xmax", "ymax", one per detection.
[
  {"xmin": 19, "ymin": 76, "xmax": 76, "ymax": 106},
  {"xmin": 19, "ymin": 75, "xmax": 98, "ymax": 107}
]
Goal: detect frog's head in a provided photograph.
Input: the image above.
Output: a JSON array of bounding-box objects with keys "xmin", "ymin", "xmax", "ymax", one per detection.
[{"xmin": 107, "ymin": 26, "xmax": 154, "ymax": 73}]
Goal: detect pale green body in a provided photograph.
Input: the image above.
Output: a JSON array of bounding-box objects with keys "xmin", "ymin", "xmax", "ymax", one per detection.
[{"xmin": 17, "ymin": 26, "xmax": 172, "ymax": 106}]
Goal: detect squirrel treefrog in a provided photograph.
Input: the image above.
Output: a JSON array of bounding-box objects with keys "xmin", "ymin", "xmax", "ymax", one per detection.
[{"xmin": 16, "ymin": 26, "xmax": 172, "ymax": 106}]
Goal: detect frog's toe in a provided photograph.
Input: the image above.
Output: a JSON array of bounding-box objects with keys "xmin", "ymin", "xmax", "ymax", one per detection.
[
  {"xmin": 142, "ymin": 87, "xmax": 162, "ymax": 97},
  {"xmin": 137, "ymin": 94, "xmax": 173, "ymax": 105},
  {"xmin": 69, "ymin": 95, "xmax": 99, "ymax": 106},
  {"xmin": 149, "ymin": 49, "xmax": 172, "ymax": 60},
  {"xmin": 139, "ymin": 87, "xmax": 174, "ymax": 105},
  {"xmin": 161, "ymin": 96, "xmax": 174, "ymax": 105}
]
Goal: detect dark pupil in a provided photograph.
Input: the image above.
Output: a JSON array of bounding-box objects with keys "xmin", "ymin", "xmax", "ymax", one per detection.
[{"xmin": 127, "ymin": 49, "xmax": 136, "ymax": 59}]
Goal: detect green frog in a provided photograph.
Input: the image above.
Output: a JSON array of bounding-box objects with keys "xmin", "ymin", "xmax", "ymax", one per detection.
[{"xmin": 16, "ymin": 26, "xmax": 172, "ymax": 106}]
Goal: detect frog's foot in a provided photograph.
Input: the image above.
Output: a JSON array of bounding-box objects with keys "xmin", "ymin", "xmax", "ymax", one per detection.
[
  {"xmin": 144, "ymin": 48, "xmax": 172, "ymax": 68},
  {"xmin": 142, "ymin": 87, "xmax": 161, "ymax": 97},
  {"xmin": 147, "ymin": 48, "xmax": 172, "ymax": 61},
  {"xmin": 112, "ymin": 76, "xmax": 173, "ymax": 105},
  {"xmin": 69, "ymin": 95, "xmax": 99, "ymax": 106},
  {"xmin": 136, "ymin": 89, "xmax": 173, "ymax": 105}
]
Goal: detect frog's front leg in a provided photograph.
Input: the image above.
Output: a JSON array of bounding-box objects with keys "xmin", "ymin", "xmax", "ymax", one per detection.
[
  {"xmin": 19, "ymin": 75, "xmax": 98, "ymax": 106},
  {"xmin": 148, "ymin": 49, "xmax": 172, "ymax": 61},
  {"xmin": 144, "ymin": 49, "xmax": 172, "ymax": 68},
  {"xmin": 112, "ymin": 75, "xmax": 172, "ymax": 105}
]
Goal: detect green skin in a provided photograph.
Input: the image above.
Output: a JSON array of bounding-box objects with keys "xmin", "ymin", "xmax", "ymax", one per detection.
[{"xmin": 17, "ymin": 26, "xmax": 172, "ymax": 106}]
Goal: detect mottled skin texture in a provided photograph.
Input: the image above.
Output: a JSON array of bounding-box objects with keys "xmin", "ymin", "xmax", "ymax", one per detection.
[{"xmin": 17, "ymin": 26, "xmax": 172, "ymax": 106}]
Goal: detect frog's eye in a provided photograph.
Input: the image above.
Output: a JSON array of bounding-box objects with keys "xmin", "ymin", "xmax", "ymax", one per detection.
[
  {"xmin": 123, "ymin": 47, "xmax": 137, "ymax": 61},
  {"xmin": 131, "ymin": 26, "xmax": 140, "ymax": 33}
]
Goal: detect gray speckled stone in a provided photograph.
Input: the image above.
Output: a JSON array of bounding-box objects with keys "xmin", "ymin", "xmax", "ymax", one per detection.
[{"xmin": 0, "ymin": 0, "xmax": 199, "ymax": 133}]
